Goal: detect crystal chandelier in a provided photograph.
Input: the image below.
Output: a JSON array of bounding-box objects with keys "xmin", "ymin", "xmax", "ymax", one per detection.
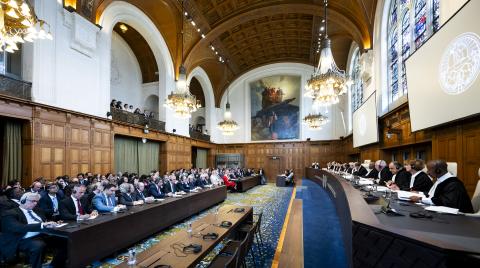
[
  {"xmin": 303, "ymin": 112, "xmax": 328, "ymax": 130},
  {"xmin": 305, "ymin": 0, "xmax": 351, "ymax": 107},
  {"xmin": 0, "ymin": 0, "xmax": 52, "ymax": 53},
  {"xmin": 164, "ymin": 0, "xmax": 200, "ymax": 118},
  {"xmin": 217, "ymin": 86, "xmax": 238, "ymax": 136}
]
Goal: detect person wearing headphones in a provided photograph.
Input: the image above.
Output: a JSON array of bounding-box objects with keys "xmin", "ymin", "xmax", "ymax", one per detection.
[
  {"xmin": 386, "ymin": 161, "xmax": 411, "ymax": 191},
  {"xmin": 410, "ymin": 160, "xmax": 473, "ymax": 213},
  {"xmin": 59, "ymin": 184, "xmax": 97, "ymax": 221},
  {"xmin": 0, "ymin": 192, "xmax": 66, "ymax": 267},
  {"xmin": 375, "ymin": 160, "xmax": 393, "ymax": 185},
  {"xmin": 406, "ymin": 159, "xmax": 433, "ymax": 193}
]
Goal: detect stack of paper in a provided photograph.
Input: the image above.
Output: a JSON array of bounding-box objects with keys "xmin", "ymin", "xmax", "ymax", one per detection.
[
  {"xmin": 424, "ymin": 206, "xmax": 459, "ymax": 214},
  {"xmin": 358, "ymin": 178, "xmax": 374, "ymax": 185},
  {"xmin": 396, "ymin": 190, "xmax": 425, "ymax": 200}
]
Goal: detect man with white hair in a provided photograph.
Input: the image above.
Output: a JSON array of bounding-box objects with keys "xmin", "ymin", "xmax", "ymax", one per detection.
[
  {"xmin": 375, "ymin": 160, "xmax": 393, "ymax": 185},
  {"xmin": 0, "ymin": 192, "xmax": 66, "ymax": 267}
]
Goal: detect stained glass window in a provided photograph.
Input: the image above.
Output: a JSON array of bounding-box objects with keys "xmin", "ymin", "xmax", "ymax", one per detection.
[
  {"xmin": 351, "ymin": 49, "xmax": 363, "ymax": 112},
  {"xmin": 387, "ymin": 0, "xmax": 441, "ymax": 104}
]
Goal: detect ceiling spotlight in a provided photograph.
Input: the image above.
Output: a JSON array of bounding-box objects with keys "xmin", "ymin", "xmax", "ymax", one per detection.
[
  {"xmin": 190, "ymin": 20, "xmax": 196, "ymax": 26},
  {"xmin": 142, "ymin": 138, "xmax": 147, "ymax": 143},
  {"xmin": 184, "ymin": 11, "xmax": 188, "ymax": 16},
  {"xmin": 322, "ymin": 19, "xmax": 325, "ymax": 23},
  {"xmin": 320, "ymin": 26, "xmax": 325, "ymax": 31},
  {"xmin": 197, "ymin": 28, "xmax": 200, "ymax": 32},
  {"xmin": 201, "ymin": 34, "xmax": 205, "ymax": 38},
  {"xmin": 210, "ymin": 45, "xmax": 215, "ymax": 51}
]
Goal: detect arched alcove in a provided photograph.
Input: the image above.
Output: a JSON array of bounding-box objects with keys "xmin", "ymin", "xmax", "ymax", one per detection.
[
  {"xmin": 98, "ymin": 1, "xmax": 175, "ymax": 123},
  {"xmin": 144, "ymin": 94, "xmax": 160, "ymax": 118},
  {"xmin": 187, "ymin": 67, "xmax": 216, "ymax": 138}
]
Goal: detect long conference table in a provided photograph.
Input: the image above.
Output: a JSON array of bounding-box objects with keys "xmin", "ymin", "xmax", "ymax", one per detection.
[
  {"xmin": 235, "ymin": 175, "xmax": 261, "ymax": 192},
  {"xmin": 117, "ymin": 204, "xmax": 253, "ymax": 268},
  {"xmin": 305, "ymin": 168, "xmax": 480, "ymax": 268},
  {"xmin": 46, "ymin": 185, "xmax": 227, "ymax": 267}
]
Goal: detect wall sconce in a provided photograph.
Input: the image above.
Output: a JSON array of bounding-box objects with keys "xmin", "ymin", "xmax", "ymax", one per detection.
[
  {"xmin": 143, "ymin": 124, "xmax": 149, "ymax": 134},
  {"xmin": 386, "ymin": 126, "xmax": 402, "ymax": 139},
  {"xmin": 142, "ymin": 138, "xmax": 147, "ymax": 144}
]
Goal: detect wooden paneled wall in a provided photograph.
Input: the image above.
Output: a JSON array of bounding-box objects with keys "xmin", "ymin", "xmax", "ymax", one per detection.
[
  {"xmin": 216, "ymin": 141, "xmax": 345, "ymax": 182},
  {"xmin": 349, "ymin": 103, "xmax": 480, "ymax": 196},
  {"xmin": 0, "ymin": 96, "xmax": 214, "ymax": 186}
]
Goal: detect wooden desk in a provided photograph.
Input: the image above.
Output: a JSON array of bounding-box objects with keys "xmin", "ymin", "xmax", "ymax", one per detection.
[
  {"xmin": 305, "ymin": 168, "xmax": 480, "ymax": 267},
  {"xmin": 118, "ymin": 204, "xmax": 253, "ymax": 268},
  {"xmin": 47, "ymin": 186, "xmax": 227, "ymax": 267},
  {"xmin": 236, "ymin": 175, "xmax": 261, "ymax": 192}
]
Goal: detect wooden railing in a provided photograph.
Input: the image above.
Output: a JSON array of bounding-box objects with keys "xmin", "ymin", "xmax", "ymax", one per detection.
[
  {"xmin": 189, "ymin": 129, "xmax": 210, "ymax": 142},
  {"xmin": 110, "ymin": 108, "xmax": 165, "ymax": 132},
  {"xmin": 0, "ymin": 74, "xmax": 32, "ymax": 100}
]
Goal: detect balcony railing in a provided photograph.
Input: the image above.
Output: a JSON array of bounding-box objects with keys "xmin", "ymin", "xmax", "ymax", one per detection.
[
  {"xmin": 189, "ymin": 129, "xmax": 210, "ymax": 142},
  {"xmin": 110, "ymin": 108, "xmax": 165, "ymax": 132},
  {"xmin": 0, "ymin": 75, "xmax": 32, "ymax": 100}
]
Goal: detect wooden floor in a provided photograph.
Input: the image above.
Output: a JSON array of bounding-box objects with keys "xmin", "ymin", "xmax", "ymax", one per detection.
[{"xmin": 272, "ymin": 184, "xmax": 304, "ymax": 268}]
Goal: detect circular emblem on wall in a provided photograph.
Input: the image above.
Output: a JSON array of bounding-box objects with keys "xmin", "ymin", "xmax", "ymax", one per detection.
[
  {"xmin": 439, "ymin": 32, "xmax": 480, "ymax": 95},
  {"xmin": 359, "ymin": 114, "xmax": 367, "ymax": 136}
]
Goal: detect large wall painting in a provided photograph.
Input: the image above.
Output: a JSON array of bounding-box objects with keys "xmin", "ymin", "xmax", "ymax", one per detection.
[{"xmin": 250, "ymin": 75, "xmax": 300, "ymax": 141}]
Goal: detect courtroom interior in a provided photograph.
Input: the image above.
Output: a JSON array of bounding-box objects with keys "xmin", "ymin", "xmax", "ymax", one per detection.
[{"xmin": 0, "ymin": 0, "xmax": 479, "ymax": 267}]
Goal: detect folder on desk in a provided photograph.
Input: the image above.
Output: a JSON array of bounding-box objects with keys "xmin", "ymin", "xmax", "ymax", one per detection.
[
  {"xmin": 424, "ymin": 206, "xmax": 459, "ymax": 215},
  {"xmin": 396, "ymin": 190, "xmax": 425, "ymax": 200}
]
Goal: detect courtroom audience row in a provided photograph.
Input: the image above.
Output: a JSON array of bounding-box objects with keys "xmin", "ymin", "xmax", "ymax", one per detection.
[{"xmin": 0, "ymin": 167, "xmax": 262, "ymax": 267}]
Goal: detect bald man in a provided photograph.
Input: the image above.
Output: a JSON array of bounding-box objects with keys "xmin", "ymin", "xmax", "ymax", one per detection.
[{"xmin": 410, "ymin": 160, "xmax": 473, "ymax": 213}]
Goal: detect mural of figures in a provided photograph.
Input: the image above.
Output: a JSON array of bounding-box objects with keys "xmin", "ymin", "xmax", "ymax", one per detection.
[{"xmin": 250, "ymin": 75, "xmax": 300, "ymax": 140}]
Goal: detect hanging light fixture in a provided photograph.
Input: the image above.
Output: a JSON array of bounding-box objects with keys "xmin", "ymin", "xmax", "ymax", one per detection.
[
  {"xmin": 303, "ymin": 112, "xmax": 328, "ymax": 130},
  {"xmin": 164, "ymin": 0, "xmax": 201, "ymax": 118},
  {"xmin": 305, "ymin": 0, "xmax": 351, "ymax": 107},
  {"xmin": 0, "ymin": 0, "xmax": 53, "ymax": 53},
  {"xmin": 217, "ymin": 65, "xmax": 239, "ymax": 136}
]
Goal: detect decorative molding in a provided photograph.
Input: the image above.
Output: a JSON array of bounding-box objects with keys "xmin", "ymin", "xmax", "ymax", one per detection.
[{"xmin": 63, "ymin": 9, "xmax": 100, "ymax": 57}]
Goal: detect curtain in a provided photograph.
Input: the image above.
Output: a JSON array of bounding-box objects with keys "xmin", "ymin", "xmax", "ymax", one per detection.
[
  {"xmin": 114, "ymin": 136, "xmax": 139, "ymax": 174},
  {"xmin": 138, "ymin": 140, "xmax": 160, "ymax": 175},
  {"xmin": 2, "ymin": 120, "xmax": 22, "ymax": 185},
  {"xmin": 196, "ymin": 148, "xmax": 208, "ymax": 169}
]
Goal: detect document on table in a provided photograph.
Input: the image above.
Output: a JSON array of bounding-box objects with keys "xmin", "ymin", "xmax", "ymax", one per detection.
[
  {"xmin": 54, "ymin": 223, "xmax": 68, "ymax": 228},
  {"xmin": 424, "ymin": 206, "xmax": 459, "ymax": 214},
  {"xmin": 396, "ymin": 190, "xmax": 425, "ymax": 200},
  {"xmin": 358, "ymin": 179, "xmax": 374, "ymax": 185}
]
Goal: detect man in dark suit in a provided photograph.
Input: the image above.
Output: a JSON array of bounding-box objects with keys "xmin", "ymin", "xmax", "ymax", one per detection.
[
  {"xmin": 38, "ymin": 184, "xmax": 63, "ymax": 221},
  {"xmin": 59, "ymin": 184, "xmax": 96, "ymax": 221},
  {"xmin": 0, "ymin": 187, "xmax": 23, "ymax": 216},
  {"xmin": 407, "ymin": 159, "xmax": 433, "ymax": 193},
  {"xmin": 119, "ymin": 183, "xmax": 143, "ymax": 206},
  {"xmin": 134, "ymin": 182, "xmax": 147, "ymax": 201},
  {"xmin": 386, "ymin": 161, "xmax": 411, "ymax": 190},
  {"xmin": 164, "ymin": 178, "xmax": 179, "ymax": 194},
  {"xmin": 410, "ymin": 160, "xmax": 474, "ymax": 213},
  {"xmin": 0, "ymin": 192, "xmax": 66, "ymax": 267},
  {"xmin": 375, "ymin": 160, "xmax": 393, "ymax": 185},
  {"xmin": 148, "ymin": 179, "xmax": 165, "ymax": 198},
  {"xmin": 27, "ymin": 181, "xmax": 43, "ymax": 194}
]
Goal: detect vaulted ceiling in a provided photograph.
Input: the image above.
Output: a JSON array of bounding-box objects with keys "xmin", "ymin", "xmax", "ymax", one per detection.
[{"xmin": 77, "ymin": 0, "xmax": 378, "ymax": 107}]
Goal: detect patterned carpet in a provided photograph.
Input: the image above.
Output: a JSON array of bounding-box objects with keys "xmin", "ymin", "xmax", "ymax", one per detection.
[{"xmin": 91, "ymin": 183, "xmax": 293, "ymax": 267}]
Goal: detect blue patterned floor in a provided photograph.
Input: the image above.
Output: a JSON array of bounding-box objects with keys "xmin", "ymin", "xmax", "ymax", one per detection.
[{"xmin": 91, "ymin": 183, "xmax": 293, "ymax": 267}]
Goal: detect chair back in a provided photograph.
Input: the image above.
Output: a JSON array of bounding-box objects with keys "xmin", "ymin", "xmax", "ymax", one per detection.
[
  {"xmin": 225, "ymin": 248, "xmax": 239, "ymax": 268},
  {"xmin": 472, "ymin": 179, "xmax": 480, "ymax": 213},
  {"xmin": 237, "ymin": 231, "xmax": 251, "ymax": 266},
  {"xmin": 447, "ymin": 162, "xmax": 457, "ymax": 176}
]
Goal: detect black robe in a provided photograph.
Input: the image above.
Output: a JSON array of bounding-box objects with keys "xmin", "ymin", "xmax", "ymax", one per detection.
[
  {"xmin": 394, "ymin": 168, "xmax": 412, "ymax": 191},
  {"xmin": 353, "ymin": 166, "xmax": 368, "ymax": 177},
  {"xmin": 378, "ymin": 168, "xmax": 393, "ymax": 186},
  {"xmin": 431, "ymin": 177, "xmax": 473, "ymax": 213},
  {"xmin": 410, "ymin": 171, "xmax": 433, "ymax": 193}
]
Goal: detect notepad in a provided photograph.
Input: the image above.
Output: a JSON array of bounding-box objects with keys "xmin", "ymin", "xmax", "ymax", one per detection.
[
  {"xmin": 424, "ymin": 206, "xmax": 459, "ymax": 215},
  {"xmin": 53, "ymin": 223, "xmax": 68, "ymax": 228},
  {"xmin": 358, "ymin": 179, "xmax": 374, "ymax": 185},
  {"xmin": 396, "ymin": 190, "xmax": 425, "ymax": 200}
]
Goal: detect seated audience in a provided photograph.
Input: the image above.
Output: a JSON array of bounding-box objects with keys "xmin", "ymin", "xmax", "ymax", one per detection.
[
  {"xmin": 410, "ymin": 160, "xmax": 473, "ymax": 213},
  {"xmin": 38, "ymin": 183, "xmax": 63, "ymax": 221},
  {"xmin": 0, "ymin": 187, "xmax": 24, "ymax": 217},
  {"xmin": 134, "ymin": 182, "xmax": 147, "ymax": 200},
  {"xmin": 222, "ymin": 171, "xmax": 237, "ymax": 190},
  {"xmin": 352, "ymin": 162, "xmax": 368, "ymax": 177},
  {"xmin": 119, "ymin": 183, "xmax": 143, "ymax": 206},
  {"xmin": 148, "ymin": 179, "xmax": 165, "ymax": 198},
  {"xmin": 93, "ymin": 184, "xmax": 125, "ymax": 213},
  {"xmin": 59, "ymin": 184, "xmax": 97, "ymax": 221},
  {"xmin": 0, "ymin": 192, "xmax": 67, "ymax": 268},
  {"xmin": 364, "ymin": 162, "xmax": 378, "ymax": 178}
]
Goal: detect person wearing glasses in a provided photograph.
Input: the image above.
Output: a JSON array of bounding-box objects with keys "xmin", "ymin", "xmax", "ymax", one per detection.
[{"xmin": 0, "ymin": 192, "xmax": 66, "ymax": 268}]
